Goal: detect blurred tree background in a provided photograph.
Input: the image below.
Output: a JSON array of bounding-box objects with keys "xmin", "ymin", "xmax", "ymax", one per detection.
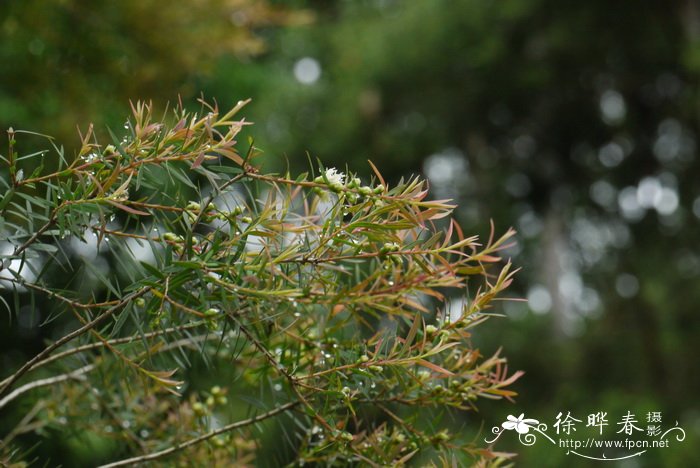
[{"xmin": 2, "ymin": 0, "xmax": 700, "ymax": 465}]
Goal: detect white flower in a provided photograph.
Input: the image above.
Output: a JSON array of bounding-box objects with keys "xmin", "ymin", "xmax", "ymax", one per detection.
[
  {"xmin": 502, "ymin": 414, "xmax": 539, "ymax": 434},
  {"xmin": 324, "ymin": 167, "xmax": 345, "ymax": 186}
]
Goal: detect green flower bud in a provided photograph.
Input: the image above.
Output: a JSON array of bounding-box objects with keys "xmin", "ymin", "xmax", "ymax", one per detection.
[
  {"xmin": 212, "ymin": 436, "xmax": 226, "ymax": 447},
  {"xmin": 434, "ymin": 430, "xmax": 450, "ymax": 442},
  {"xmin": 359, "ymin": 186, "xmax": 373, "ymax": 196},
  {"xmin": 381, "ymin": 242, "xmax": 400, "ymax": 253},
  {"xmin": 162, "ymin": 232, "xmax": 181, "ymax": 242},
  {"xmin": 231, "ymin": 205, "xmax": 244, "ymax": 216},
  {"xmin": 192, "ymin": 402, "xmax": 207, "ymax": 416},
  {"xmin": 348, "ymin": 177, "xmax": 361, "ymax": 188},
  {"xmin": 186, "ymin": 201, "xmax": 201, "ymax": 212}
]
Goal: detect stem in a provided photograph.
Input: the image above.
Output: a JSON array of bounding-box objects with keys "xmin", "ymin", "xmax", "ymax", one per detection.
[
  {"xmin": 11, "ymin": 214, "xmax": 57, "ymax": 258},
  {"xmin": 1, "ymin": 400, "xmax": 46, "ymax": 447},
  {"xmin": 0, "ymin": 287, "xmax": 148, "ymax": 399},
  {"xmin": 98, "ymin": 401, "xmax": 299, "ymax": 468},
  {"xmin": 21, "ymin": 322, "xmax": 204, "ymax": 376},
  {"xmin": 231, "ymin": 315, "xmax": 334, "ymax": 433},
  {"xmin": 11, "ymin": 278, "xmax": 121, "ymax": 309},
  {"xmin": 0, "ymin": 364, "xmax": 95, "ymax": 410},
  {"xmin": 7, "ymin": 127, "xmax": 16, "ymax": 186}
]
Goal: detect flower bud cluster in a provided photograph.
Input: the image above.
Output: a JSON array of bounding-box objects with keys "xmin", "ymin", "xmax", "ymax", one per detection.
[
  {"xmin": 185, "ymin": 201, "xmax": 220, "ymax": 223},
  {"xmin": 192, "ymin": 385, "xmax": 228, "ymax": 417},
  {"xmin": 312, "ymin": 168, "xmax": 386, "ymax": 203}
]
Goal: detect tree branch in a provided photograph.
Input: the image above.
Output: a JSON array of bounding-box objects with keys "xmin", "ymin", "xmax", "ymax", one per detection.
[
  {"xmin": 0, "ymin": 321, "xmax": 204, "ymax": 384},
  {"xmin": 98, "ymin": 401, "xmax": 299, "ymax": 468},
  {"xmin": 0, "ymin": 363, "xmax": 95, "ymax": 410},
  {"xmin": 0, "ymin": 287, "xmax": 148, "ymax": 399}
]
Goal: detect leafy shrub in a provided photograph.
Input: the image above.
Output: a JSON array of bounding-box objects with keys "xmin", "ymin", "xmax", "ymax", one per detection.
[{"xmin": 0, "ymin": 100, "xmax": 520, "ymax": 466}]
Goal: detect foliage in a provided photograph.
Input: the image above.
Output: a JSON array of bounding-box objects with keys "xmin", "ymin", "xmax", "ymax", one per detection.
[
  {"xmin": 0, "ymin": 0, "xmax": 311, "ymax": 147},
  {"xmin": 0, "ymin": 101, "xmax": 520, "ymax": 466},
  {"xmin": 3, "ymin": 0, "xmax": 700, "ymax": 465},
  {"xmin": 203, "ymin": 3, "xmax": 700, "ymax": 463}
]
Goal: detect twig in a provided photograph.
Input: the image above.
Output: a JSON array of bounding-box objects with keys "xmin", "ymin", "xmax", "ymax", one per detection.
[
  {"xmin": 11, "ymin": 215, "xmax": 57, "ymax": 259},
  {"xmin": 1, "ymin": 321, "xmax": 204, "ymax": 382},
  {"xmin": 230, "ymin": 315, "xmax": 334, "ymax": 433},
  {"xmin": 0, "ymin": 364, "xmax": 95, "ymax": 410},
  {"xmin": 1, "ymin": 400, "xmax": 46, "ymax": 447},
  {"xmin": 5, "ymin": 277, "xmax": 121, "ymax": 309},
  {"xmin": 0, "ymin": 287, "xmax": 148, "ymax": 399},
  {"xmin": 97, "ymin": 401, "xmax": 299, "ymax": 468}
]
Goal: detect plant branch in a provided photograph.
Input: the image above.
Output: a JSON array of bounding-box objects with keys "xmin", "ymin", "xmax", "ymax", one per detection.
[
  {"xmin": 1, "ymin": 400, "xmax": 46, "ymax": 448},
  {"xmin": 0, "ymin": 287, "xmax": 148, "ymax": 399},
  {"xmin": 5, "ymin": 277, "xmax": 121, "ymax": 310},
  {"xmin": 0, "ymin": 363, "xmax": 95, "ymax": 411},
  {"xmin": 98, "ymin": 401, "xmax": 300, "ymax": 468},
  {"xmin": 24, "ymin": 322, "xmax": 204, "ymax": 376},
  {"xmin": 230, "ymin": 314, "xmax": 335, "ymax": 433}
]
